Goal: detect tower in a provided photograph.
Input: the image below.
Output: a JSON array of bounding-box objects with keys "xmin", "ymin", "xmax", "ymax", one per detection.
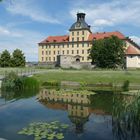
[{"xmin": 69, "ymin": 13, "xmax": 92, "ymax": 42}]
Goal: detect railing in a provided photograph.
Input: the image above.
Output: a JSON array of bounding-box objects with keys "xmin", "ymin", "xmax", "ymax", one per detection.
[{"xmin": 0, "ymin": 68, "xmax": 44, "ymax": 80}]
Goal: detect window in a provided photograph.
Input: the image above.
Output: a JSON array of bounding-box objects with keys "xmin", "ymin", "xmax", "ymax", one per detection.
[
  {"xmin": 63, "ymin": 50, "xmax": 64, "ymax": 54},
  {"xmin": 42, "ymin": 46, "xmax": 44, "ymax": 49},
  {"xmin": 82, "ymin": 50, "xmax": 84, "ymax": 54},
  {"xmin": 46, "ymin": 51, "xmax": 48, "ymax": 55},
  {"xmin": 77, "ymin": 31, "xmax": 79, "ymax": 35},
  {"xmin": 46, "ymin": 46, "xmax": 47, "ymax": 49},
  {"xmin": 49, "ymin": 57, "xmax": 51, "ymax": 61},
  {"xmin": 63, "ymin": 44, "xmax": 64, "ymax": 48},
  {"xmin": 42, "ymin": 51, "xmax": 44, "ymax": 55},
  {"xmin": 72, "ymin": 44, "xmax": 74, "ymax": 48},
  {"xmin": 87, "ymin": 49, "xmax": 90, "ymax": 54},
  {"xmin": 49, "ymin": 51, "xmax": 51, "ymax": 55},
  {"xmin": 77, "ymin": 37, "xmax": 79, "ymax": 41},
  {"xmin": 77, "ymin": 50, "xmax": 79, "ymax": 54},
  {"xmin": 67, "ymin": 50, "xmax": 69, "ymax": 54},
  {"xmin": 82, "ymin": 43, "xmax": 84, "ymax": 47},
  {"xmin": 72, "ymin": 38, "xmax": 74, "ymax": 41},
  {"xmin": 54, "ymin": 44, "xmax": 55, "ymax": 48},
  {"xmin": 72, "ymin": 50, "xmax": 74, "ymax": 54},
  {"xmin": 82, "ymin": 37, "xmax": 84, "ymax": 41},
  {"xmin": 87, "ymin": 56, "xmax": 90, "ymax": 60},
  {"xmin": 46, "ymin": 57, "xmax": 48, "ymax": 61},
  {"xmin": 77, "ymin": 43, "xmax": 79, "ymax": 47},
  {"xmin": 42, "ymin": 57, "xmax": 44, "ymax": 61},
  {"xmin": 72, "ymin": 32, "xmax": 74, "ymax": 36},
  {"xmin": 58, "ymin": 45, "xmax": 59, "ymax": 48},
  {"xmin": 53, "ymin": 57, "xmax": 55, "ymax": 61},
  {"xmin": 49, "ymin": 45, "xmax": 51, "ymax": 48},
  {"xmin": 82, "ymin": 57, "xmax": 84, "ymax": 60},
  {"xmin": 58, "ymin": 51, "xmax": 60, "ymax": 55},
  {"xmin": 82, "ymin": 31, "xmax": 84, "ymax": 35},
  {"xmin": 67, "ymin": 44, "xmax": 69, "ymax": 48}
]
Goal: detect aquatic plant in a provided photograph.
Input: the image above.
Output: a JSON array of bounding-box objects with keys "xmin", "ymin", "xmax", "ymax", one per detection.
[
  {"xmin": 18, "ymin": 121, "xmax": 69, "ymax": 140},
  {"xmin": 1, "ymin": 72, "xmax": 39, "ymax": 91}
]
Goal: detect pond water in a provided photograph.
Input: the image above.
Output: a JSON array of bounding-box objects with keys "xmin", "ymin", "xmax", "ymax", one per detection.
[{"xmin": 0, "ymin": 89, "xmax": 140, "ymax": 140}]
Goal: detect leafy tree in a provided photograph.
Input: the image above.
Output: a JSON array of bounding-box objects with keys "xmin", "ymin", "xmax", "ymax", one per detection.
[
  {"xmin": 90, "ymin": 36, "xmax": 125, "ymax": 68},
  {"xmin": 11, "ymin": 49, "xmax": 26, "ymax": 67},
  {"xmin": 0, "ymin": 50, "xmax": 11, "ymax": 67}
]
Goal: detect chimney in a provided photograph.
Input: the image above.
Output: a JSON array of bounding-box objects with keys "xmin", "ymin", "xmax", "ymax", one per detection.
[{"xmin": 77, "ymin": 13, "xmax": 86, "ymax": 21}]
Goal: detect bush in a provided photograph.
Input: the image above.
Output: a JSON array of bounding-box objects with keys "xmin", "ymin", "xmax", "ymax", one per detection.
[
  {"xmin": 122, "ymin": 80, "xmax": 130, "ymax": 91},
  {"xmin": 42, "ymin": 81, "xmax": 60, "ymax": 87},
  {"xmin": 1, "ymin": 72, "xmax": 39, "ymax": 91}
]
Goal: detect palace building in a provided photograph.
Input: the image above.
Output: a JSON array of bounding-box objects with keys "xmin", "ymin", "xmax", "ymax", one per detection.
[{"xmin": 38, "ymin": 13, "xmax": 140, "ymax": 68}]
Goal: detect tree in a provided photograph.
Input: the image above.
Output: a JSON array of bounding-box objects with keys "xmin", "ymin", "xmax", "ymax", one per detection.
[
  {"xmin": 90, "ymin": 36, "xmax": 125, "ymax": 68},
  {"xmin": 0, "ymin": 50, "xmax": 11, "ymax": 67},
  {"xmin": 11, "ymin": 49, "xmax": 26, "ymax": 67}
]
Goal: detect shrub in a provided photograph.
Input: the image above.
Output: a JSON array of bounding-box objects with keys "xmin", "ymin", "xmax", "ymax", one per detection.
[
  {"xmin": 1, "ymin": 72, "xmax": 39, "ymax": 91},
  {"xmin": 122, "ymin": 80, "xmax": 130, "ymax": 91},
  {"xmin": 42, "ymin": 81, "xmax": 60, "ymax": 87}
]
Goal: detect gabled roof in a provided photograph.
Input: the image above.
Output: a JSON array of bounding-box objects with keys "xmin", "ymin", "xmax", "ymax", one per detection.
[
  {"xmin": 126, "ymin": 46, "xmax": 140, "ymax": 55},
  {"xmin": 39, "ymin": 35, "xmax": 69, "ymax": 44},
  {"xmin": 88, "ymin": 31, "xmax": 125, "ymax": 41},
  {"xmin": 39, "ymin": 31, "xmax": 125, "ymax": 44}
]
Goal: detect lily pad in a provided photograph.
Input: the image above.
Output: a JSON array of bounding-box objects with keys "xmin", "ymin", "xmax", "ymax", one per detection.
[{"xmin": 18, "ymin": 121, "xmax": 69, "ymax": 140}]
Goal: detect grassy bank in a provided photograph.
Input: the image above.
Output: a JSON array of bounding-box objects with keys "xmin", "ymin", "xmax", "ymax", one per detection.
[{"xmin": 33, "ymin": 69, "xmax": 140, "ymax": 88}]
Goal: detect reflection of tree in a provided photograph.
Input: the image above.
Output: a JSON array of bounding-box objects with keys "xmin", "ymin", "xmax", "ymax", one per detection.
[
  {"xmin": 0, "ymin": 89, "xmax": 38, "ymax": 101},
  {"xmin": 112, "ymin": 94, "xmax": 140, "ymax": 140}
]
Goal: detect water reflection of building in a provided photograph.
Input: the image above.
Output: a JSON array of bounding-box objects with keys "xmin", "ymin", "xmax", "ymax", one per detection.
[{"xmin": 37, "ymin": 89, "xmax": 91, "ymax": 133}]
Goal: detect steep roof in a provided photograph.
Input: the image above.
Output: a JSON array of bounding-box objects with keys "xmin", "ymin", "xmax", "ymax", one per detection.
[
  {"xmin": 39, "ymin": 35, "xmax": 69, "ymax": 44},
  {"xmin": 39, "ymin": 31, "xmax": 126, "ymax": 44},
  {"xmin": 126, "ymin": 46, "xmax": 140, "ymax": 55},
  {"xmin": 88, "ymin": 31, "xmax": 125, "ymax": 41}
]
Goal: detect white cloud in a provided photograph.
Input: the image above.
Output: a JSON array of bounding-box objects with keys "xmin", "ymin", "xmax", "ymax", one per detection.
[
  {"xmin": 5, "ymin": 0, "xmax": 60, "ymax": 24},
  {"xmin": 0, "ymin": 26, "xmax": 22, "ymax": 37},
  {"xmin": 0, "ymin": 28, "xmax": 44, "ymax": 61},
  {"xmin": 130, "ymin": 36, "xmax": 140, "ymax": 45},
  {"xmin": 70, "ymin": 0, "xmax": 140, "ymax": 28}
]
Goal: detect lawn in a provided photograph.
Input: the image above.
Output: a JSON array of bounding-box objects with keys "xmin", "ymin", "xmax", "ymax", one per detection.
[
  {"xmin": 0, "ymin": 67, "xmax": 46, "ymax": 76},
  {"xmin": 33, "ymin": 69, "xmax": 140, "ymax": 87}
]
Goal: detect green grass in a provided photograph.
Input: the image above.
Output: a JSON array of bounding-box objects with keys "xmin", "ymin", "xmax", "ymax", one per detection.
[
  {"xmin": 0, "ymin": 67, "xmax": 46, "ymax": 76},
  {"xmin": 33, "ymin": 69, "xmax": 140, "ymax": 88}
]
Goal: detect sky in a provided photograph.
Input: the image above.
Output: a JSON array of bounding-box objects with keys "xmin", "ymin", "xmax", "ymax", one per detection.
[{"xmin": 0, "ymin": 0, "xmax": 140, "ymax": 61}]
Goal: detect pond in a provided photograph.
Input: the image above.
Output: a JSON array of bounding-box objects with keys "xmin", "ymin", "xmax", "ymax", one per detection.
[{"xmin": 0, "ymin": 88, "xmax": 140, "ymax": 140}]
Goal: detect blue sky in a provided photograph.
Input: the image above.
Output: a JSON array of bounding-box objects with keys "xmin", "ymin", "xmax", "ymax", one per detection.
[{"xmin": 0, "ymin": 0, "xmax": 140, "ymax": 61}]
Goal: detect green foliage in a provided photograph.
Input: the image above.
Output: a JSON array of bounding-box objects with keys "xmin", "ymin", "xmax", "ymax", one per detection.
[
  {"xmin": 0, "ymin": 50, "xmax": 11, "ymax": 67},
  {"xmin": 90, "ymin": 36, "xmax": 125, "ymax": 68},
  {"xmin": 11, "ymin": 49, "xmax": 26, "ymax": 67},
  {"xmin": 18, "ymin": 121, "xmax": 69, "ymax": 140},
  {"xmin": 113, "ymin": 94, "xmax": 140, "ymax": 139},
  {"xmin": 122, "ymin": 80, "xmax": 130, "ymax": 91},
  {"xmin": 42, "ymin": 81, "xmax": 60, "ymax": 87},
  {"xmin": 0, "ymin": 49, "xmax": 26, "ymax": 67},
  {"xmin": 1, "ymin": 72, "xmax": 39, "ymax": 91},
  {"xmin": 22, "ymin": 77, "xmax": 40, "ymax": 90}
]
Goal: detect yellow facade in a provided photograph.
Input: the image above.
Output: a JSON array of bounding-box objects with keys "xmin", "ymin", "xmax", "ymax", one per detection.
[{"xmin": 38, "ymin": 13, "xmax": 92, "ymax": 63}]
